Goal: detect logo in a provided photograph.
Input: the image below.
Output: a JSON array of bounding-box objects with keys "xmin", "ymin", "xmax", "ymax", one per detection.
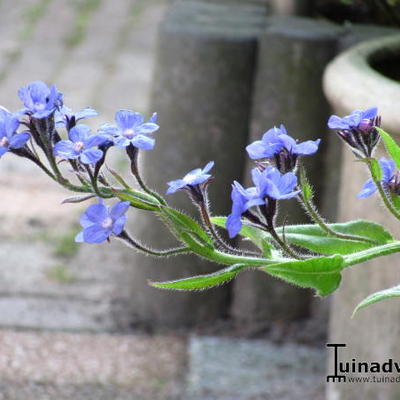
[{"xmin": 326, "ymin": 343, "xmax": 400, "ymax": 384}]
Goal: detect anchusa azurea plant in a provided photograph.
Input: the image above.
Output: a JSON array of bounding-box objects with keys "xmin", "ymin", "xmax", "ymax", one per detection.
[{"xmin": 4, "ymin": 81, "xmax": 400, "ymax": 315}]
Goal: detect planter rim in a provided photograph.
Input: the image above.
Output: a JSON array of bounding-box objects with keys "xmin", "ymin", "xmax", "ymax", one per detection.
[{"xmin": 323, "ymin": 34, "xmax": 400, "ymax": 136}]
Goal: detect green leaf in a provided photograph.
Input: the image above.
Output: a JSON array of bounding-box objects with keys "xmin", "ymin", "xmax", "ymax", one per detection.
[
  {"xmin": 274, "ymin": 220, "xmax": 392, "ymax": 255},
  {"xmin": 353, "ymin": 285, "xmax": 400, "ymax": 316},
  {"xmin": 377, "ymin": 127, "xmax": 400, "ymax": 169},
  {"xmin": 149, "ymin": 264, "xmax": 248, "ymax": 290},
  {"xmin": 212, "ymin": 217, "xmax": 392, "ymax": 256},
  {"xmin": 211, "ymin": 216, "xmax": 273, "ymax": 257},
  {"xmin": 113, "ymin": 189, "xmax": 160, "ymax": 211},
  {"xmin": 159, "ymin": 207, "xmax": 213, "ymax": 246},
  {"xmin": 262, "ymin": 255, "xmax": 345, "ymax": 296}
]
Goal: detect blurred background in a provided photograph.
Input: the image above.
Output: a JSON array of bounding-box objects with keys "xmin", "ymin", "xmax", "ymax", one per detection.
[{"xmin": 0, "ymin": 0, "xmax": 399, "ymax": 399}]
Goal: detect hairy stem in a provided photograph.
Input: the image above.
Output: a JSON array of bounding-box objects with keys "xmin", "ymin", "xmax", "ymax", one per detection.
[
  {"xmin": 199, "ymin": 201, "xmax": 258, "ymax": 256},
  {"xmin": 298, "ymin": 194, "xmax": 377, "ymax": 244},
  {"xmin": 367, "ymin": 161, "xmax": 400, "ymax": 222},
  {"xmin": 118, "ymin": 230, "xmax": 190, "ymax": 257}
]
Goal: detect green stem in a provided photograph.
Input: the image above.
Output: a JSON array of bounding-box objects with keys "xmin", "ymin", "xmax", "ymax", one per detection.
[
  {"xmin": 199, "ymin": 202, "xmax": 257, "ymax": 256},
  {"xmin": 298, "ymin": 194, "xmax": 377, "ymax": 244},
  {"xmin": 367, "ymin": 161, "xmax": 400, "ymax": 222},
  {"xmin": 180, "ymin": 231, "xmax": 289, "ymax": 266},
  {"xmin": 343, "ymin": 241, "xmax": 400, "ymax": 267},
  {"xmin": 118, "ymin": 230, "xmax": 190, "ymax": 257},
  {"xmin": 267, "ymin": 224, "xmax": 303, "ymax": 260}
]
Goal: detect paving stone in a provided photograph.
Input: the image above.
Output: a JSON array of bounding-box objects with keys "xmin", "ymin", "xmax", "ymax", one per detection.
[
  {"xmin": 0, "ymin": 330, "xmax": 186, "ymax": 399},
  {"xmin": 54, "ymin": 0, "xmax": 135, "ymax": 112},
  {"xmin": 186, "ymin": 336, "xmax": 326, "ymax": 400},
  {"xmin": 0, "ymin": 0, "xmax": 77, "ymax": 111},
  {"xmin": 95, "ymin": 0, "xmax": 167, "ymax": 114}
]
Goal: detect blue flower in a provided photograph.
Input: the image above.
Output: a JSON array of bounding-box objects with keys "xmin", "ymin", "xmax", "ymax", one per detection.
[
  {"xmin": 53, "ymin": 124, "xmax": 107, "ymax": 164},
  {"xmin": 0, "ymin": 108, "xmax": 29, "ymax": 157},
  {"xmin": 56, "ymin": 106, "xmax": 98, "ymax": 129},
  {"xmin": 226, "ymin": 180, "xmax": 266, "ymax": 238},
  {"xmin": 75, "ymin": 200, "xmax": 130, "ymax": 244},
  {"xmin": 166, "ymin": 161, "xmax": 214, "ymax": 194},
  {"xmin": 226, "ymin": 167, "xmax": 300, "ymax": 238},
  {"xmin": 328, "ymin": 107, "xmax": 378, "ymax": 131},
  {"xmin": 358, "ymin": 157, "xmax": 395, "ymax": 198},
  {"xmin": 246, "ymin": 125, "xmax": 320, "ymax": 160},
  {"xmin": 18, "ymin": 81, "xmax": 63, "ymax": 119},
  {"xmin": 328, "ymin": 107, "xmax": 380, "ymax": 158},
  {"xmin": 100, "ymin": 110, "xmax": 159, "ymax": 150}
]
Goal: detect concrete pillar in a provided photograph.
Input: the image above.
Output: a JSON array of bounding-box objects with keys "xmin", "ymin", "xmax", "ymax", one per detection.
[
  {"xmin": 231, "ymin": 16, "xmax": 343, "ymax": 329},
  {"xmin": 127, "ymin": 0, "xmax": 267, "ymax": 328}
]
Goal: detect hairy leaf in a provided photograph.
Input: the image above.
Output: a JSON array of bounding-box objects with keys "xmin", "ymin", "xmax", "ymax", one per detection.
[
  {"xmin": 377, "ymin": 127, "xmax": 400, "ymax": 170},
  {"xmin": 353, "ymin": 285, "xmax": 400, "ymax": 316},
  {"xmin": 273, "ymin": 220, "xmax": 392, "ymax": 255},
  {"xmin": 113, "ymin": 189, "xmax": 160, "ymax": 211},
  {"xmin": 262, "ymin": 255, "xmax": 344, "ymax": 296},
  {"xmin": 149, "ymin": 264, "xmax": 248, "ymax": 290},
  {"xmin": 160, "ymin": 207, "xmax": 213, "ymax": 246}
]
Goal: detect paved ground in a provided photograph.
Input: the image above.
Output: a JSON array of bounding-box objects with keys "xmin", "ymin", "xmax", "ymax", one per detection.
[{"xmin": 0, "ymin": 330, "xmax": 325, "ymax": 400}]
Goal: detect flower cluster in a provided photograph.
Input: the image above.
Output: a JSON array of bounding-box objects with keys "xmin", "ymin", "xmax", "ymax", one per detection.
[
  {"xmin": 328, "ymin": 107, "xmax": 380, "ymax": 158},
  {"xmin": 0, "ymin": 80, "xmax": 160, "ymax": 244}
]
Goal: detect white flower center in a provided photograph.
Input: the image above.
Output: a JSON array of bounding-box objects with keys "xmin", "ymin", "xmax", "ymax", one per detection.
[
  {"xmin": 183, "ymin": 173, "xmax": 197, "ymax": 184},
  {"xmin": 74, "ymin": 141, "xmax": 85, "ymax": 152},
  {"xmin": 101, "ymin": 217, "xmax": 113, "ymax": 229},
  {"xmin": 123, "ymin": 128, "xmax": 135, "ymax": 139},
  {"xmin": 0, "ymin": 137, "xmax": 9, "ymax": 147},
  {"xmin": 35, "ymin": 102, "xmax": 46, "ymax": 111}
]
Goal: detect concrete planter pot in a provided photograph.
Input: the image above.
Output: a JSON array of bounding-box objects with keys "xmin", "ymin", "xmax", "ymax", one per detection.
[{"xmin": 323, "ymin": 35, "xmax": 400, "ymax": 400}]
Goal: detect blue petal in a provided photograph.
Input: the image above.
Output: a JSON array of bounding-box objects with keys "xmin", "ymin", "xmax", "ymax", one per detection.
[
  {"xmin": 75, "ymin": 107, "xmax": 98, "ymax": 121},
  {"xmin": 110, "ymin": 201, "xmax": 130, "ymax": 220},
  {"xmin": 327, "ymin": 115, "xmax": 349, "ymax": 130},
  {"xmin": 98, "ymin": 123, "xmax": 120, "ymax": 136},
  {"xmin": 85, "ymin": 134, "xmax": 107, "ymax": 148},
  {"xmin": 362, "ymin": 107, "xmax": 378, "ymax": 120},
  {"xmin": 112, "ymin": 215, "xmax": 127, "ymax": 235},
  {"xmin": 277, "ymin": 134, "xmax": 297, "ymax": 151},
  {"xmin": 357, "ymin": 179, "xmax": 377, "ymax": 198},
  {"xmin": 9, "ymin": 132, "xmax": 30, "ymax": 149},
  {"xmin": 83, "ymin": 225, "xmax": 110, "ymax": 244},
  {"xmin": 113, "ymin": 135, "xmax": 131, "ymax": 148},
  {"xmin": 379, "ymin": 157, "xmax": 395, "ymax": 183},
  {"xmin": 294, "ymin": 139, "xmax": 321, "ymax": 155},
  {"xmin": 53, "ymin": 140, "xmax": 78, "ymax": 159},
  {"xmin": 226, "ymin": 213, "xmax": 242, "ymax": 239},
  {"xmin": 5, "ymin": 115, "xmax": 19, "ymax": 137},
  {"xmin": 0, "ymin": 146, "xmax": 9, "ymax": 157},
  {"xmin": 246, "ymin": 141, "xmax": 269, "ymax": 159},
  {"xmin": 84, "ymin": 203, "xmax": 108, "ymax": 224},
  {"xmin": 149, "ymin": 112, "xmax": 158, "ymax": 123},
  {"xmin": 115, "ymin": 110, "xmax": 143, "ymax": 129},
  {"xmin": 244, "ymin": 198, "xmax": 265, "ymax": 209},
  {"xmin": 80, "ymin": 149, "xmax": 103, "ymax": 164},
  {"xmin": 69, "ymin": 124, "xmax": 91, "ymax": 143},
  {"xmin": 202, "ymin": 161, "xmax": 215, "ymax": 174},
  {"xmin": 166, "ymin": 179, "xmax": 186, "ymax": 194},
  {"xmin": 136, "ymin": 123, "xmax": 159, "ymax": 135},
  {"xmin": 264, "ymin": 180, "xmax": 282, "ymax": 199},
  {"xmin": 130, "ymin": 134, "xmax": 155, "ymax": 150},
  {"xmin": 276, "ymin": 172, "xmax": 298, "ymax": 194}
]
